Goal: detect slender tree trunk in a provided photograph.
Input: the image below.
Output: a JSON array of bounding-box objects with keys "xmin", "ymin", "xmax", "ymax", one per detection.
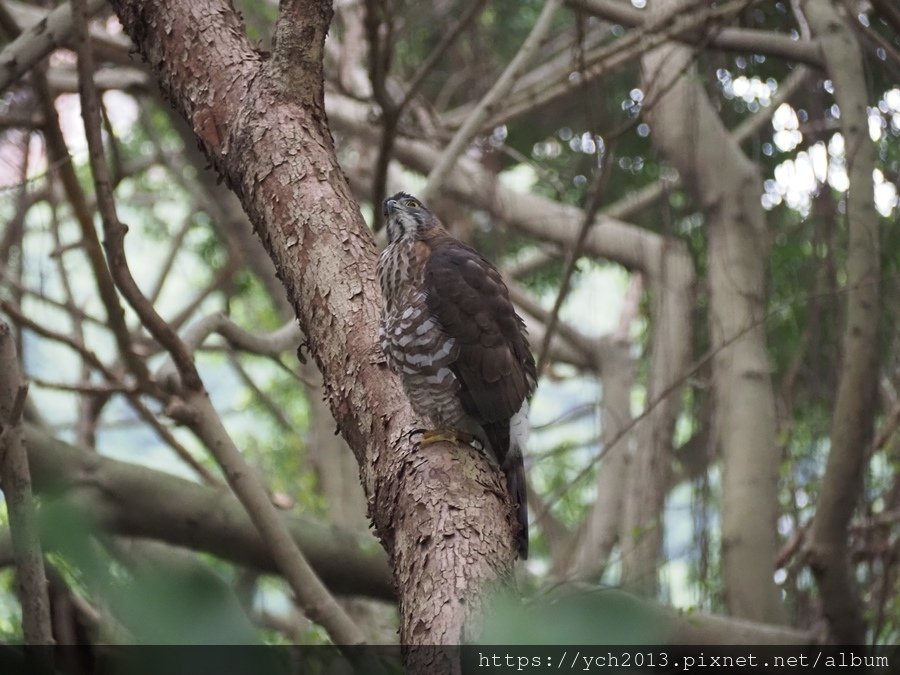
[
  {"xmin": 557, "ymin": 337, "xmax": 632, "ymax": 581},
  {"xmin": 620, "ymin": 247, "xmax": 693, "ymax": 594},
  {"xmin": 802, "ymin": 0, "xmax": 879, "ymax": 645},
  {"xmin": 641, "ymin": 0, "xmax": 785, "ymax": 623}
]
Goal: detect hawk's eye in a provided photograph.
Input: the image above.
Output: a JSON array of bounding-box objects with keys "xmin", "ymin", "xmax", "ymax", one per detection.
[{"xmin": 403, "ymin": 198, "xmax": 419, "ymax": 208}]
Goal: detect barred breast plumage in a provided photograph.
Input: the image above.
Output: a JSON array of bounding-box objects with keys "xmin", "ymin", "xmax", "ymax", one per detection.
[{"xmin": 378, "ymin": 237, "xmax": 469, "ymax": 430}]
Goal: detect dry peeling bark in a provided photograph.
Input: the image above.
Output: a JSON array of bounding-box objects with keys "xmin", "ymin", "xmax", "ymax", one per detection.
[{"xmin": 108, "ymin": 0, "xmax": 515, "ymax": 655}]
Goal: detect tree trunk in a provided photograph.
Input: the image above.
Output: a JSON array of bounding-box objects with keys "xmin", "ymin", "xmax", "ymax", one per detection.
[
  {"xmin": 620, "ymin": 243, "xmax": 692, "ymax": 595},
  {"xmin": 557, "ymin": 337, "xmax": 632, "ymax": 581},
  {"xmin": 641, "ymin": 0, "xmax": 785, "ymax": 623},
  {"xmin": 802, "ymin": 0, "xmax": 879, "ymax": 645}
]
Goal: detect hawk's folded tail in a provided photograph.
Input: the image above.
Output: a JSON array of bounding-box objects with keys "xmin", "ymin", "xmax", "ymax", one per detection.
[
  {"xmin": 483, "ymin": 409, "xmax": 530, "ymax": 559},
  {"xmin": 505, "ymin": 453, "xmax": 529, "ymax": 559}
]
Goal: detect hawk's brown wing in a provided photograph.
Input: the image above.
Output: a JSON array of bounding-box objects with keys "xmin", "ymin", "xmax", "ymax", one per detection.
[{"xmin": 424, "ymin": 235, "xmax": 536, "ymax": 430}]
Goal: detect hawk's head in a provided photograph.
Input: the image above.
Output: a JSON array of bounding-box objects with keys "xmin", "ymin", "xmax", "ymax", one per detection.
[{"xmin": 383, "ymin": 192, "xmax": 435, "ymax": 244}]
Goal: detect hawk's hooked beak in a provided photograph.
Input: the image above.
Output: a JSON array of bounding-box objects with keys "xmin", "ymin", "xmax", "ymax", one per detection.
[{"xmin": 383, "ymin": 199, "xmax": 398, "ymax": 216}]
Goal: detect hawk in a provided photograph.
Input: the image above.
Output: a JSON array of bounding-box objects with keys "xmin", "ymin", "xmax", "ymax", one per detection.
[{"xmin": 377, "ymin": 192, "xmax": 536, "ymax": 558}]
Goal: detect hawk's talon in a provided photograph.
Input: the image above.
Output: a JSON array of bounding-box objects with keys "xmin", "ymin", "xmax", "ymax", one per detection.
[{"xmin": 407, "ymin": 428, "xmax": 426, "ymax": 443}]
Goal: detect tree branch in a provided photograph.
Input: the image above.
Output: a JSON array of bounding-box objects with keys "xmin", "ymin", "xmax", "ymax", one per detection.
[
  {"xmin": 31, "ymin": 49, "xmax": 151, "ymax": 393},
  {"xmin": 565, "ymin": 0, "xmax": 823, "ymax": 65},
  {"xmin": 0, "ymin": 297, "xmax": 220, "ymax": 484},
  {"xmin": 21, "ymin": 423, "xmax": 393, "ymax": 601},
  {"xmin": 0, "ymin": 0, "xmax": 106, "ymax": 93}
]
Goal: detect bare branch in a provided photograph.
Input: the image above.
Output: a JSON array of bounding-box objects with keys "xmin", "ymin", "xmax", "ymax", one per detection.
[
  {"xmin": 147, "ymin": 216, "xmax": 194, "ymax": 306},
  {"xmin": 22, "ymin": 423, "xmax": 393, "ymax": 601},
  {"xmin": 0, "ymin": 0, "xmax": 106, "ymax": 93},
  {"xmin": 169, "ymin": 390, "xmax": 368, "ymax": 645},
  {"xmin": 535, "ymin": 147, "xmax": 614, "ymax": 375},
  {"xmin": 227, "ymin": 353, "xmax": 297, "ymax": 433},
  {"xmin": 165, "ymin": 254, "xmax": 241, "ymax": 332},
  {"xmin": 506, "ymin": 280, "xmax": 602, "ymax": 370},
  {"xmin": 45, "ymin": 65, "xmax": 150, "ymax": 93},
  {"xmin": 1, "ymin": 297, "xmax": 222, "ymax": 484},
  {"xmin": 72, "ymin": 0, "xmax": 200, "ymax": 393},
  {"xmin": 444, "ymin": 0, "xmax": 804, "ymax": 133},
  {"xmin": 156, "ymin": 313, "xmax": 301, "ymax": 390},
  {"xmin": 565, "ymin": 0, "xmax": 822, "ymax": 65},
  {"xmin": 399, "ymin": 0, "xmax": 488, "ymax": 110},
  {"xmin": 365, "ymin": 0, "xmax": 486, "ymax": 231},
  {"xmin": 34, "ymin": 75, "xmax": 152, "ymax": 391}
]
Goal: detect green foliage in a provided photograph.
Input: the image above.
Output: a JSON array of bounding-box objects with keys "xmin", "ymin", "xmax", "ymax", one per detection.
[
  {"xmin": 38, "ymin": 499, "xmax": 262, "ymax": 645},
  {"xmin": 479, "ymin": 586, "xmax": 667, "ymax": 644},
  {"xmin": 0, "ymin": 570, "xmax": 20, "ymax": 641}
]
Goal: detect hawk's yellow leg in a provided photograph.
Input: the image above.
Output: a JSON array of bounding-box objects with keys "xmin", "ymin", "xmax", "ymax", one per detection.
[{"xmin": 416, "ymin": 428, "xmax": 478, "ymax": 448}]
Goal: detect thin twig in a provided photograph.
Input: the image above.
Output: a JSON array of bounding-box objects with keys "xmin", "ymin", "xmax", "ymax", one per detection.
[
  {"xmin": 2, "ymin": 297, "xmax": 221, "ymax": 483},
  {"xmin": 564, "ymin": 0, "xmax": 821, "ymax": 63},
  {"xmin": 363, "ymin": 0, "xmax": 397, "ymax": 231},
  {"xmin": 467, "ymin": 0, "xmax": 775, "ymax": 133},
  {"xmin": 507, "ymin": 280, "xmax": 601, "ymax": 369},
  {"xmin": 71, "ymin": 0, "xmax": 199, "ymax": 393},
  {"xmin": 166, "ymin": 253, "xmax": 240, "ymax": 332},
  {"xmin": 0, "ymin": 0, "xmax": 107, "ymax": 93},
  {"xmin": 227, "ymin": 352, "xmax": 297, "ymax": 433},
  {"xmin": 535, "ymin": 145, "xmax": 614, "ymax": 375},
  {"xmin": 532, "ymin": 269, "xmax": 888, "ymax": 524},
  {"xmin": 48, "ymin": 185, "xmax": 102, "ymax": 447},
  {"xmin": 148, "ymin": 215, "xmax": 195, "ymax": 305},
  {"xmin": 29, "ymin": 377, "xmax": 136, "ymax": 396},
  {"xmin": 34, "ymin": 74, "xmax": 153, "ymax": 391},
  {"xmin": 398, "ymin": 0, "xmax": 489, "ymax": 111}
]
